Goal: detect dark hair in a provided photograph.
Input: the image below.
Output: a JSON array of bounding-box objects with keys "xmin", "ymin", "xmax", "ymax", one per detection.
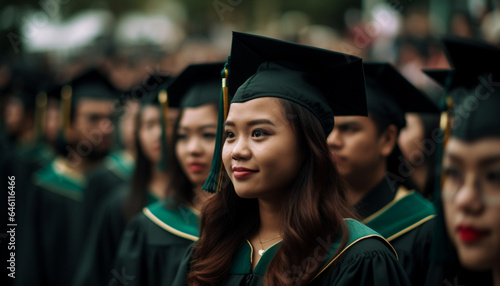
[
  {"xmin": 187, "ymin": 99, "xmax": 355, "ymax": 286},
  {"xmin": 123, "ymin": 104, "xmax": 156, "ymax": 221},
  {"xmin": 166, "ymin": 103, "xmax": 218, "ymax": 206},
  {"xmin": 370, "ymin": 114, "xmax": 418, "ymax": 191},
  {"xmin": 419, "ymin": 113, "xmax": 440, "ymax": 199}
]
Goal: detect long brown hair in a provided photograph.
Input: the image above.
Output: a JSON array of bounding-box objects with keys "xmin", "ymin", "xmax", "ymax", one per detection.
[{"xmin": 187, "ymin": 99, "xmax": 356, "ymax": 285}]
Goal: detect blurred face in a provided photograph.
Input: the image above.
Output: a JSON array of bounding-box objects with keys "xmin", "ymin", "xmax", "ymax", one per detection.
[
  {"xmin": 442, "ymin": 138, "xmax": 500, "ymax": 271},
  {"xmin": 120, "ymin": 100, "xmax": 140, "ymax": 152},
  {"xmin": 4, "ymin": 97, "xmax": 25, "ymax": 135},
  {"xmin": 138, "ymin": 106, "xmax": 162, "ymax": 164},
  {"xmin": 175, "ymin": 105, "xmax": 218, "ymax": 188},
  {"xmin": 327, "ymin": 116, "xmax": 386, "ymax": 181},
  {"xmin": 44, "ymin": 99, "xmax": 61, "ymax": 144},
  {"xmin": 70, "ymin": 99, "xmax": 115, "ymax": 154},
  {"xmin": 398, "ymin": 113, "xmax": 424, "ymax": 167},
  {"xmin": 222, "ymin": 98, "xmax": 304, "ymax": 201}
]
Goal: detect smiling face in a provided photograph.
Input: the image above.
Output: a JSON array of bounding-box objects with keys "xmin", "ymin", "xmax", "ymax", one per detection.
[
  {"xmin": 138, "ymin": 106, "xmax": 162, "ymax": 164},
  {"xmin": 442, "ymin": 137, "xmax": 500, "ymax": 271},
  {"xmin": 222, "ymin": 97, "xmax": 304, "ymax": 201},
  {"xmin": 175, "ymin": 104, "xmax": 218, "ymax": 189}
]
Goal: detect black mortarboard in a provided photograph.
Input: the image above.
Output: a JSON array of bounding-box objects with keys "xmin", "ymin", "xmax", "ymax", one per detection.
[
  {"xmin": 229, "ymin": 31, "xmax": 367, "ymax": 135},
  {"xmin": 67, "ymin": 68, "xmax": 118, "ymax": 103},
  {"xmin": 167, "ymin": 62, "xmax": 224, "ymax": 109},
  {"xmin": 364, "ymin": 63, "xmax": 439, "ymax": 130},
  {"xmin": 202, "ymin": 32, "xmax": 368, "ymax": 193},
  {"xmin": 428, "ymin": 37, "xmax": 500, "ymax": 141}
]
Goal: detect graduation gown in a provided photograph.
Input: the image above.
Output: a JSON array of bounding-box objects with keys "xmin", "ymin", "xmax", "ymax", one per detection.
[
  {"xmin": 80, "ymin": 150, "xmax": 135, "ymax": 234},
  {"xmin": 354, "ymin": 177, "xmax": 436, "ymax": 286},
  {"xmin": 172, "ymin": 219, "xmax": 410, "ymax": 286},
  {"xmin": 112, "ymin": 198, "xmax": 200, "ymax": 286},
  {"xmin": 73, "ymin": 186, "xmax": 158, "ymax": 286},
  {"xmin": 15, "ymin": 157, "xmax": 87, "ymax": 286}
]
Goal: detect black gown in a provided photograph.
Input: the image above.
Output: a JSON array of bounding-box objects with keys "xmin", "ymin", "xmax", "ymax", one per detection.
[
  {"xmin": 353, "ymin": 177, "xmax": 436, "ymax": 286},
  {"xmin": 15, "ymin": 157, "xmax": 88, "ymax": 286},
  {"xmin": 80, "ymin": 150, "xmax": 134, "ymax": 235},
  {"xmin": 73, "ymin": 186, "xmax": 158, "ymax": 286},
  {"xmin": 171, "ymin": 219, "xmax": 411, "ymax": 286},
  {"xmin": 112, "ymin": 198, "xmax": 200, "ymax": 286}
]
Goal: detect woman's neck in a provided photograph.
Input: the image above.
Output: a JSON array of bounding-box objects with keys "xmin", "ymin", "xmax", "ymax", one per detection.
[
  {"xmin": 257, "ymin": 199, "xmax": 282, "ymax": 234},
  {"xmin": 148, "ymin": 166, "xmax": 168, "ymax": 199}
]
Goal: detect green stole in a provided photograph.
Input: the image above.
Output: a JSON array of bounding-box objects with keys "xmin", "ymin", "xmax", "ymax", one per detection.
[
  {"xmin": 363, "ymin": 186, "xmax": 436, "ymax": 242},
  {"xmin": 33, "ymin": 157, "xmax": 87, "ymax": 201},
  {"xmin": 143, "ymin": 199, "xmax": 200, "ymax": 241},
  {"xmin": 229, "ymin": 219, "xmax": 395, "ymax": 281},
  {"xmin": 104, "ymin": 150, "xmax": 135, "ymax": 181}
]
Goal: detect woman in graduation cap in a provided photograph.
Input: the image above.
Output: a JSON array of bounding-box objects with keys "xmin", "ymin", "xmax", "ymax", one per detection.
[
  {"xmin": 73, "ymin": 74, "xmax": 172, "ymax": 286},
  {"xmin": 425, "ymin": 37, "xmax": 500, "ymax": 286},
  {"xmin": 112, "ymin": 62, "xmax": 223, "ymax": 286},
  {"xmin": 172, "ymin": 32, "xmax": 410, "ymax": 286}
]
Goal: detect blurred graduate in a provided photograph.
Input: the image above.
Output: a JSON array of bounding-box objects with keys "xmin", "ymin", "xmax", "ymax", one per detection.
[
  {"xmin": 112, "ymin": 62, "xmax": 222, "ymax": 286},
  {"xmin": 327, "ymin": 63, "xmax": 438, "ymax": 285},
  {"xmin": 15, "ymin": 68, "xmax": 118, "ymax": 286}
]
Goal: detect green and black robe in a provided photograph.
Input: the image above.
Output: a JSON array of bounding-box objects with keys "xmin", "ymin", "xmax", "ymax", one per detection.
[
  {"xmin": 171, "ymin": 219, "xmax": 410, "ymax": 286},
  {"xmin": 16, "ymin": 157, "xmax": 87, "ymax": 286},
  {"xmin": 112, "ymin": 198, "xmax": 200, "ymax": 286},
  {"xmin": 73, "ymin": 186, "xmax": 158, "ymax": 286},
  {"xmin": 354, "ymin": 177, "xmax": 436, "ymax": 286}
]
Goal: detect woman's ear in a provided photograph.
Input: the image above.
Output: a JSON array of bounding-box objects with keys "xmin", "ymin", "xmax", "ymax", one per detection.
[{"xmin": 379, "ymin": 124, "xmax": 398, "ymax": 157}]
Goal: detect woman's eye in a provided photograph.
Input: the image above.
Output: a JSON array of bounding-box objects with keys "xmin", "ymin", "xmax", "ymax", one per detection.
[
  {"xmin": 486, "ymin": 170, "xmax": 500, "ymax": 184},
  {"xmin": 252, "ymin": 129, "xmax": 267, "ymax": 138},
  {"xmin": 444, "ymin": 167, "xmax": 461, "ymax": 180},
  {"xmin": 203, "ymin": 133, "xmax": 216, "ymax": 139},
  {"xmin": 177, "ymin": 134, "xmax": 187, "ymax": 140},
  {"xmin": 225, "ymin": 130, "xmax": 234, "ymax": 139}
]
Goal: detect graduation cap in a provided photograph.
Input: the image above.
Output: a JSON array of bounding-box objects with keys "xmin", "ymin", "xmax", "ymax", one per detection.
[
  {"xmin": 425, "ymin": 37, "xmax": 500, "ymax": 141},
  {"xmin": 167, "ymin": 62, "xmax": 224, "ymax": 109},
  {"xmin": 202, "ymin": 31, "xmax": 368, "ymax": 193},
  {"xmin": 363, "ymin": 62, "xmax": 439, "ymax": 130},
  {"xmin": 60, "ymin": 68, "xmax": 119, "ymax": 132}
]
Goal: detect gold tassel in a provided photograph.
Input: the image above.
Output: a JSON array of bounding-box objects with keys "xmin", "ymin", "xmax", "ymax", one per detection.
[
  {"xmin": 61, "ymin": 85, "xmax": 72, "ymax": 136},
  {"xmin": 216, "ymin": 68, "xmax": 230, "ymax": 192}
]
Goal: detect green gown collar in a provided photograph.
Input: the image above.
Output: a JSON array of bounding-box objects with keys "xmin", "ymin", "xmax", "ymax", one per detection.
[
  {"xmin": 363, "ymin": 186, "xmax": 436, "ymax": 241},
  {"xmin": 143, "ymin": 198, "xmax": 200, "ymax": 241},
  {"xmin": 104, "ymin": 150, "xmax": 135, "ymax": 180},
  {"xmin": 33, "ymin": 157, "xmax": 87, "ymax": 201},
  {"xmin": 229, "ymin": 219, "xmax": 395, "ymax": 280}
]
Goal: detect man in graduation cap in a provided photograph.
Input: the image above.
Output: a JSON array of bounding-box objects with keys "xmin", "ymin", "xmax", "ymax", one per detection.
[
  {"xmin": 425, "ymin": 36, "xmax": 499, "ymax": 286},
  {"xmin": 327, "ymin": 63, "xmax": 438, "ymax": 285},
  {"xmin": 15, "ymin": 68, "xmax": 118, "ymax": 286}
]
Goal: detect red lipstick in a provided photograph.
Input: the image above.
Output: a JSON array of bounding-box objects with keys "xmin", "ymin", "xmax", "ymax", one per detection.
[
  {"xmin": 232, "ymin": 167, "xmax": 257, "ymax": 179},
  {"xmin": 188, "ymin": 162, "xmax": 206, "ymax": 173},
  {"xmin": 457, "ymin": 225, "xmax": 490, "ymax": 243}
]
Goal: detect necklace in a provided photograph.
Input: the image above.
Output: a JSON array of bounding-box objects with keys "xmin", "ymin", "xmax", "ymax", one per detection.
[{"xmin": 257, "ymin": 234, "xmax": 282, "ymax": 256}]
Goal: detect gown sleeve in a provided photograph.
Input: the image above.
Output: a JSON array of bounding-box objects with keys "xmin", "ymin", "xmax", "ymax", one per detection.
[{"xmin": 320, "ymin": 238, "xmax": 411, "ymax": 286}]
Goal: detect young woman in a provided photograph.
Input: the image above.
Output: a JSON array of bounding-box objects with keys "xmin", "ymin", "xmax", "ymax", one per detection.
[
  {"xmin": 425, "ymin": 37, "xmax": 498, "ymax": 286},
  {"xmin": 173, "ymin": 32, "xmax": 410, "ymax": 286},
  {"xmin": 112, "ymin": 62, "xmax": 223, "ymax": 286},
  {"xmin": 73, "ymin": 75, "xmax": 171, "ymax": 286}
]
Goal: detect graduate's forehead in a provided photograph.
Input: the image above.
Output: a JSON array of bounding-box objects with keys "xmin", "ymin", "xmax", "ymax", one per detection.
[
  {"xmin": 225, "ymin": 97, "xmax": 286, "ymax": 127},
  {"xmin": 445, "ymin": 137, "xmax": 500, "ymax": 166}
]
